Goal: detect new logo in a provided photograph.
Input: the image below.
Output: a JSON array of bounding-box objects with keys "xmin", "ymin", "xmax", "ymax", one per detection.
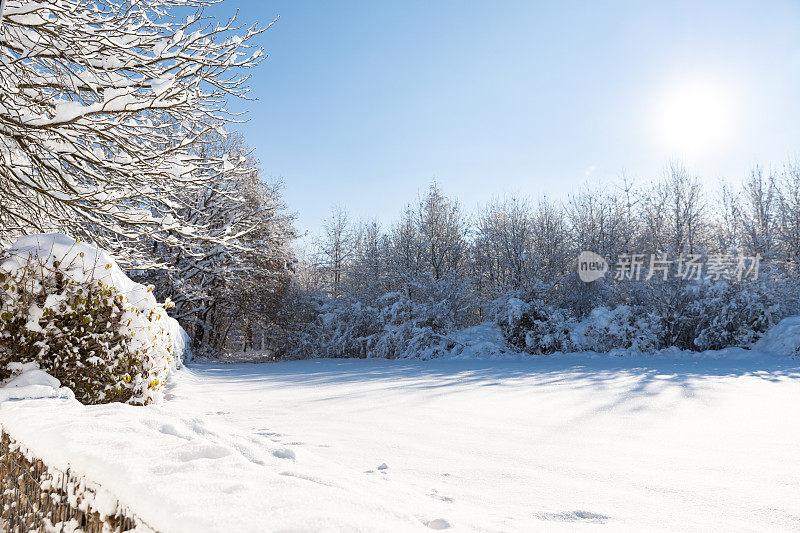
[{"xmin": 577, "ymin": 251, "xmax": 608, "ymax": 282}]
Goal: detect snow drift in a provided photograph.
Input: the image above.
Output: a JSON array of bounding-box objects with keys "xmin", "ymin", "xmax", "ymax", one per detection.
[
  {"xmin": 0, "ymin": 362, "xmax": 75, "ymax": 402},
  {"xmin": 753, "ymin": 315, "xmax": 800, "ymax": 356}
]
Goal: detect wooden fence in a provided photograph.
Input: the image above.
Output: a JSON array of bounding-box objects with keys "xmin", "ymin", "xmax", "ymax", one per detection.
[{"xmin": 0, "ymin": 430, "xmax": 151, "ymax": 532}]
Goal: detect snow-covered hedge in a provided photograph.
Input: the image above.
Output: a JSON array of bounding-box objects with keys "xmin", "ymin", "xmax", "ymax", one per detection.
[
  {"xmin": 0, "ymin": 234, "xmax": 187, "ymax": 404},
  {"xmin": 277, "ymin": 296, "xmax": 452, "ymax": 360},
  {"xmin": 492, "ymin": 296, "xmax": 574, "ymax": 355},
  {"xmin": 492, "ymin": 280, "xmax": 788, "ymax": 355},
  {"xmin": 276, "ymin": 276, "xmax": 790, "ymax": 359},
  {"xmin": 274, "ymin": 276, "xmax": 474, "ymax": 360},
  {"xmin": 571, "ymin": 306, "xmax": 663, "ymax": 354}
]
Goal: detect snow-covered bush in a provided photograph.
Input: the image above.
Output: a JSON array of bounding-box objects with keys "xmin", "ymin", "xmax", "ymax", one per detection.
[
  {"xmin": 492, "ymin": 295, "xmax": 575, "ymax": 355},
  {"xmin": 289, "ymin": 295, "xmax": 451, "ymax": 360},
  {"xmin": 316, "ymin": 300, "xmax": 385, "ymax": 359},
  {"xmin": 369, "ymin": 291, "xmax": 462, "ymax": 359},
  {"xmin": 394, "ymin": 275, "xmax": 476, "ymax": 332},
  {"xmin": 273, "ymin": 276, "xmax": 473, "ymax": 360},
  {"xmin": 754, "ymin": 316, "xmax": 800, "ymax": 356},
  {"xmin": 691, "ymin": 281, "xmax": 780, "ymax": 351},
  {"xmin": 494, "ymin": 278, "xmax": 788, "ymax": 356},
  {"xmin": 571, "ymin": 306, "xmax": 663, "ymax": 353},
  {"xmin": 0, "ymin": 235, "xmax": 186, "ymax": 404}
]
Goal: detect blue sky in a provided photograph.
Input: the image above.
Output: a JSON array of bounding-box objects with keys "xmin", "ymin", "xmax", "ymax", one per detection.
[{"xmin": 212, "ymin": 1, "xmax": 800, "ymax": 239}]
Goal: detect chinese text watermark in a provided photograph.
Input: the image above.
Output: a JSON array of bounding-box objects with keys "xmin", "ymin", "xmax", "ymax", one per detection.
[{"xmin": 577, "ymin": 252, "xmax": 760, "ymax": 283}]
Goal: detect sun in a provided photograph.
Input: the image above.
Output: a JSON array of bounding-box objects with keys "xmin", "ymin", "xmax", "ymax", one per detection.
[{"xmin": 654, "ymin": 80, "xmax": 737, "ymax": 156}]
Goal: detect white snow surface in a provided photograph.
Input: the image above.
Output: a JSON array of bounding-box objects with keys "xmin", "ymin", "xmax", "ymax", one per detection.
[
  {"xmin": 3, "ymin": 234, "xmax": 141, "ymax": 298},
  {"xmin": 0, "ymin": 363, "xmax": 74, "ymax": 401},
  {"xmin": 1, "ymin": 350, "xmax": 799, "ymax": 531},
  {"xmin": 754, "ymin": 315, "xmax": 800, "ymax": 356}
]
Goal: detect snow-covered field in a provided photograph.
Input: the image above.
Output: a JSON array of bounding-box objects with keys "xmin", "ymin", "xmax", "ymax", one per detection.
[{"xmin": 2, "ymin": 351, "xmax": 799, "ymax": 532}]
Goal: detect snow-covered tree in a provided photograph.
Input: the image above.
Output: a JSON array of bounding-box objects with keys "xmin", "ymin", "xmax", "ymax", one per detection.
[
  {"xmin": 0, "ymin": 0, "xmax": 270, "ymax": 264},
  {"xmin": 137, "ymin": 131, "xmax": 295, "ymax": 353},
  {"xmin": 416, "ymin": 182, "xmax": 468, "ymax": 281},
  {"xmin": 348, "ymin": 219, "xmax": 390, "ymax": 299},
  {"xmin": 317, "ymin": 206, "xmax": 356, "ymax": 297},
  {"xmin": 776, "ymin": 163, "xmax": 800, "ymax": 272},
  {"xmin": 739, "ymin": 167, "xmax": 778, "ymax": 257},
  {"xmin": 387, "ymin": 205, "xmax": 425, "ymax": 290},
  {"xmin": 473, "ymin": 197, "xmax": 534, "ymax": 296},
  {"xmin": 563, "ymin": 185, "xmax": 629, "ymax": 315},
  {"xmin": 638, "ymin": 164, "xmax": 707, "ymax": 256}
]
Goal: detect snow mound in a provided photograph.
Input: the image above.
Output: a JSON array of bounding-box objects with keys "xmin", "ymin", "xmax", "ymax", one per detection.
[
  {"xmin": 449, "ymin": 323, "xmax": 511, "ymax": 359},
  {"xmin": 753, "ymin": 316, "xmax": 800, "ymax": 356},
  {"xmin": 0, "ymin": 363, "xmax": 74, "ymax": 401}
]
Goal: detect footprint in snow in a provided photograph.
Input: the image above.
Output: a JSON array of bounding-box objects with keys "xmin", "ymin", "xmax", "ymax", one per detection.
[
  {"xmin": 365, "ymin": 463, "xmax": 389, "ymax": 476},
  {"xmin": 424, "ymin": 518, "xmax": 451, "ymax": 530},
  {"xmin": 176, "ymin": 444, "xmax": 231, "ymax": 461},
  {"xmin": 256, "ymin": 430, "xmax": 284, "ymax": 442},
  {"xmin": 140, "ymin": 420, "xmax": 193, "ymax": 441},
  {"xmin": 428, "ymin": 489, "xmax": 454, "ymax": 503},
  {"xmin": 273, "ymin": 448, "xmax": 296, "ymax": 460},
  {"xmin": 533, "ymin": 510, "xmax": 609, "ymax": 523},
  {"xmin": 279, "ymin": 471, "xmax": 334, "ymax": 487},
  {"xmin": 221, "ymin": 484, "xmax": 246, "ymax": 494}
]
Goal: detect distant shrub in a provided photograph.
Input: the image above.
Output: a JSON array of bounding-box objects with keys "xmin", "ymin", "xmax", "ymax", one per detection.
[
  {"xmin": 492, "ymin": 296, "xmax": 575, "ymax": 355},
  {"xmin": 273, "ymin": 275, "xmax": 473, "ymax": 360},
  {"xmin": 493, "ymin": 279, "xmax": 787, "ymax": 355},
  {"xmin": 691, "ymin": 282, "xmax": 780, "ymax": 351},
  {"xmin": 571, "ymin": 306, "xmax": 663, "ymax": 353}
]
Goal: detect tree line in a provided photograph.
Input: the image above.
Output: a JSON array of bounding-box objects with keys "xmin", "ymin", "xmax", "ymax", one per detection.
[
  {"xmin": 303, "ymin": 163, "xmax": 800, "ymax": 312},
  {"xmin": 265, "ymin": 163, "xmax": 799, "ymax": 359}
]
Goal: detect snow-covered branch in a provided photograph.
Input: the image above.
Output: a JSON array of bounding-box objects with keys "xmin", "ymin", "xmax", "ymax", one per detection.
[{"xmin": 0, "ymin": 0, "xmax": 274, "ymax": 266}]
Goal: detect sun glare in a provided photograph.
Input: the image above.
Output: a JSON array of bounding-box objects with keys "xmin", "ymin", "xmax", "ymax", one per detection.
[{"xmin": 654, "ymin": 80, "xmax": 737, "ymax": 156}]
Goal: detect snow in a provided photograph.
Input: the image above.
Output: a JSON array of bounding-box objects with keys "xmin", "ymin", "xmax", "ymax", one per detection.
[
  {"xmin": 1, "ymin": 349, "xmax": 799, "ymax": 531},
  {"xmin": 3, "ymin": 234, "xmax": 153, "ymax": 311},
  {"xmin": 754, "ymin": 315, "xmax": 800, "ymax": 356},
  {"xmin": 0, "ymin": 363, "xmax": 74, "ymax": 401},
  {"xmin": 150, "ymin": 75, "xmax": 176, "ymax": 96}
]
